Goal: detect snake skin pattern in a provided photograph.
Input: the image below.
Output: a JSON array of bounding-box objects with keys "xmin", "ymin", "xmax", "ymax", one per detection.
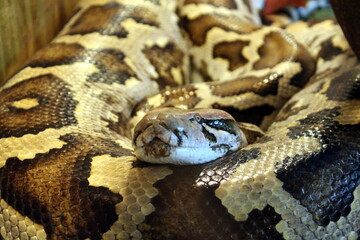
[{"xmin": 0, "ymin": 0, "xmax": 359, "ymax": 239}]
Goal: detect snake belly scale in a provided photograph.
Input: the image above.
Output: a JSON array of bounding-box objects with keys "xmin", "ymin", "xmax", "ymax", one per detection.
[{"xmin": 0, "ymin": 0, "xmax": 359, "ymax": 240}]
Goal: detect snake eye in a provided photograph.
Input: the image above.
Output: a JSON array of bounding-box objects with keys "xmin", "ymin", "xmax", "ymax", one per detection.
[{"xmin": 194, "ymin": 113, "xmax": 203, "ymax": 123}]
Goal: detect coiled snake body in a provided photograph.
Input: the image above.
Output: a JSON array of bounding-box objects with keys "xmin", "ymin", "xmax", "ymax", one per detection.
[{"xmin": 0, "ymin": 0, "xmax": 359, "ymax": 239}]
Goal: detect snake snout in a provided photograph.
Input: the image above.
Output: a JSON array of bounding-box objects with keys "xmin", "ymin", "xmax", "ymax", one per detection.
[
  {"xmin": 153, "ymin": 121, "xmax": 180, "ymax": 146},
  {"xmin": 134, "ymin": 119, "xmax": 181, "ymax": 148}
]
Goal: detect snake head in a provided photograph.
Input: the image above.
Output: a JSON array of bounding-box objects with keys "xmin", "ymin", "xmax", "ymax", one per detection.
[{"xmin": 133, "ymin": 108, "xmax": 248, "ymax": 165}]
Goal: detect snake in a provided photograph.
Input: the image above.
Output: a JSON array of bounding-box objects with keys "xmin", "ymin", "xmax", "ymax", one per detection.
[{"xmin": 0, "ymin": 0, "xmax": 359, "ymax": 239}]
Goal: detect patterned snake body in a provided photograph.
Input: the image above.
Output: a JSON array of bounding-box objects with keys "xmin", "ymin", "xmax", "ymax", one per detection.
[{"xmin": 0, "ymin": 0, "xmax": 359, "ymax": 239}]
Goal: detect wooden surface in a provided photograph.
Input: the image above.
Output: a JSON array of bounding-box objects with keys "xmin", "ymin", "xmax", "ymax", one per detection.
[{"xmin": 0, "ymin": 0, "xmax": 79, "ymax": 85}]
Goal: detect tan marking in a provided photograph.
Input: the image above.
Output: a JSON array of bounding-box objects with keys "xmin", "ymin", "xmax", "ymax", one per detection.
[
  {"xmin": 0, "ymin": 127, "xmax": 72, "ymax": 167},
  {"xmin": 73, "ymin": 82, "xmax": 135, "ymax": 137},
  {"xmin": 88, "ymin": 154, "xmax": 172, "ymax": 240},
  {"xmin": 1, "ymin": 62, "xmax": 97, "ymax": 90},
  {"xmin": 0, "ymin": 199, "xmax": 46, "ymax": 240},
  {"xmin": 332, "ymin": 33, "xmax": 350, "ymax": 51},
  {"xmin": 10, "ymin": 98, "xmax": 39, "ymax": 110},
  {"xmin": 170, "ymin": 67, "xmax": 184, "ymax": 86},
  {"xmin": 147, "ymin": 94, "xmax": 165, "ymax": 109}
]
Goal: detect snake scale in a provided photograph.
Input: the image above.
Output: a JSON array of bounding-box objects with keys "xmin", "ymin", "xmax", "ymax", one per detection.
[{"xmin": 0, "ymin": 0, "xmax": 359, "ymax": 239}]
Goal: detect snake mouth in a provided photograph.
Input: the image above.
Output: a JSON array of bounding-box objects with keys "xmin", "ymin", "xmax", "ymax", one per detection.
[{"xmin": 142, "ymin": 137, "xmax": 171, "ymax": 158}]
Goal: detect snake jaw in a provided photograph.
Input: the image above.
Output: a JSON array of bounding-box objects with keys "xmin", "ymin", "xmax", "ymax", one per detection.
[{"xmin": 143, "ymin": 138, "xmax": 171, "ymax": 158}]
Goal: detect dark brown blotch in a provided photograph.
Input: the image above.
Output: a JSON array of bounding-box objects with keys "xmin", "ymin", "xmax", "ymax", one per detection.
[
  {"xmin": 254, "ymin": 31, "xmax": 316, "ymax": 88},
  {"xmin": 287, "ymin": 108, "xmax": 340, "ymax": 140},
  {"xmin": 26, "ymin": 43, "xmax": 138, "ymax": 84},
  {"xmin": 181, "ymin": 14, "xmax": 257, "ymax": 46},
  {"xmin": 101, "ymin": 108, "xmax": 132, "ymax": 138},
  {"xmin": 318, "ymin": 39, "xmax": 344, "ymax": 61},
  {"xmin": 256, "ymin": 135, "xmax": 273, "ymax": 143},
  {"xmin": 276, "ymin": 101, "xmax": 309, "ymax": 122},
  {"xmin": 27, "ymin": 43, "xmax": 85, "ymax": 67},
  {"xmin": 254, "ymin": 31, "xmax": 295, "ymax": 70},
  {"xmin": 213, "ymin": 40, "xmax": 250, "ymax": 71},
  {"xmin": 0, "ymin": 74, "xmax": 77, "ymax": 138},
  {"xmin": 183, "ymin": 0, "xmax": 237, "ymax": 9},
  {"xmin": 98, "ymin": 93, "xmax": 134, "ymax": 138},
  {"xmin": 87, "ymin": 49, "xmax": 138, "ymax": 84},
  {"xmin": 142, "ymin": 42, "xmax": 186, "ymax": 89},
  {"xmin": 68, "ymin": 2, "xmax": 159, "ymax": 37},
  {"xmin": 324, "ymin": 68, "xmax": 360, "ymax": 101}
]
